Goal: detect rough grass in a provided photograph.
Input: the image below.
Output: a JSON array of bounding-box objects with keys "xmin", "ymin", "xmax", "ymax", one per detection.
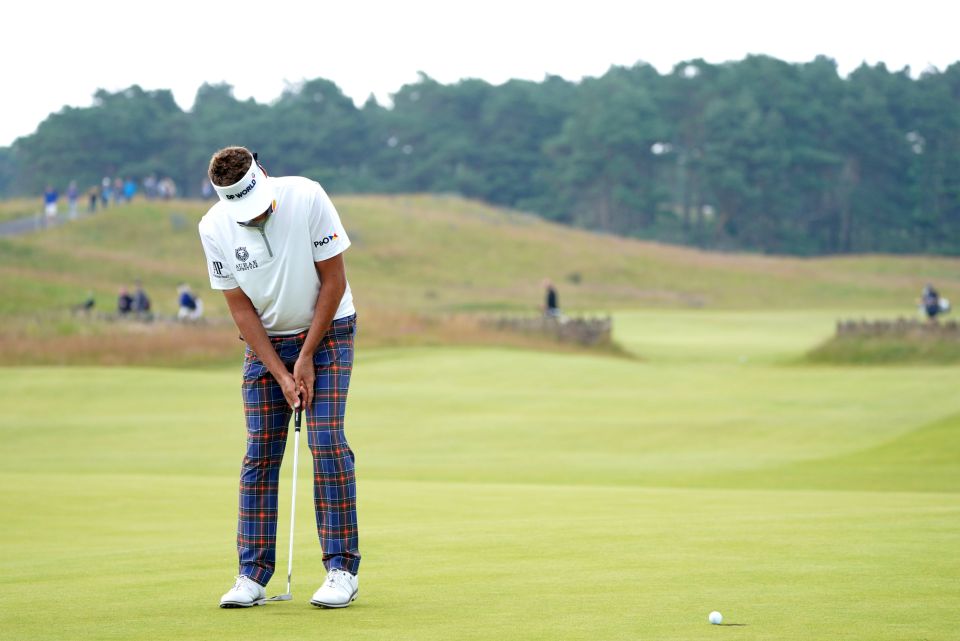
[
  {"xmin": 2, "ymin": 194, "xmax": 959, "ymax": 365},
  {"xmin": 0, "ymin": 197, "xmax": 44, "ymax": 223},
  {"xmin": 0, "ymin": 309, "xmax": 628, "ymax": 367}
]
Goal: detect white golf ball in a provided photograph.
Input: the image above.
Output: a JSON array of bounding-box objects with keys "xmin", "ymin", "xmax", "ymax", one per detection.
[{"xmin": 709, "ymin": 611, "xmax": 723, "ymax": 625}]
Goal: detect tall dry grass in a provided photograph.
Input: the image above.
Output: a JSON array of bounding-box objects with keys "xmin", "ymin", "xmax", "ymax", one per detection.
[{"xmin": 0, "ymin": 308, "xmax": 627, "ymax": 367}]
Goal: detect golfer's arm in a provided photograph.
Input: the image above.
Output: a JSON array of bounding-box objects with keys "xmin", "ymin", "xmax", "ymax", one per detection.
[
  {"xmin": 222, "ymin": 287, "xmax": 287, "ymax": 381},
  {"xmin": 299, "ymin": 254, "xmax": 348, "ymax": 358}
]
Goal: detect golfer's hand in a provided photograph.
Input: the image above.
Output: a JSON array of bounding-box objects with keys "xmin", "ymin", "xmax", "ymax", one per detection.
[
  {"xmin": 278, "ymin": 372, "xmax": 301, "ymax": 410},
  {"xmin": 293, "ymin": 356, "xmax": 315, "ymax": 410}
]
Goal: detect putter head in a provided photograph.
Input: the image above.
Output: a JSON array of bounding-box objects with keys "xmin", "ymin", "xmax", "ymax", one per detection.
[{"xmin": 267, "ymin": 593, "xmax": 292, "ymax": 602}]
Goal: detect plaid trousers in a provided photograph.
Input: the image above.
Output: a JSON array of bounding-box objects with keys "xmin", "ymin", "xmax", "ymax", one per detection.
[{"xmin": 237, "ymin": 314, "xmax": 360, "ymax": 585}]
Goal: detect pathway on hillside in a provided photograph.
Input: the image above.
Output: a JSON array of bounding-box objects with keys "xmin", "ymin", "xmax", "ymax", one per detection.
[
  {"xmin": 0, "ymin": 212, "xmax": 92, "ymax": 237},
  {"xmin": 0, "ymin": 214, "xmax": 46, "ymax": 236}
]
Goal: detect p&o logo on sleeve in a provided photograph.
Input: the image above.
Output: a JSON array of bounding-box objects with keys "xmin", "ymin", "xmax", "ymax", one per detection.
[{"xmin": 314, "ymin": 233, "xmax": 339, "ymax": 248}]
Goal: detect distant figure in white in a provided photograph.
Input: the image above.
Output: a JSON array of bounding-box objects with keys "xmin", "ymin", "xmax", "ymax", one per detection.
[{"xmin": 42, "ymin": 185, "xmax": 58, "ymax": 226}]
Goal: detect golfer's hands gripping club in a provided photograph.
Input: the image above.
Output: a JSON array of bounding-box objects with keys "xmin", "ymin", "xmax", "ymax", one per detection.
[
  {"xmin": 292, "ymin": 355, "xmax": 315, "ymax": 410},
  {"xmin": 279, "ymin": 372, "xmax": 303, "ymax": 411}
]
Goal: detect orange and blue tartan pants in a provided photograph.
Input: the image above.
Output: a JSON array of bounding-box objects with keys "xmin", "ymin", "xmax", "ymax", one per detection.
[{"xmin": 237, "ymin": 314, "xmax": 360, "ymax": 585}]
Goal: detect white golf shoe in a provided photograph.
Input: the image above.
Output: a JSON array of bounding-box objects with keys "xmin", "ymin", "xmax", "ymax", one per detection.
[
  {"xmin": 310, "ymin": 569, "xmax": 359, "ymax": 608},
  {"xmin": 219, "ymin": 575, "xmax": 267, "ymax": 608}
]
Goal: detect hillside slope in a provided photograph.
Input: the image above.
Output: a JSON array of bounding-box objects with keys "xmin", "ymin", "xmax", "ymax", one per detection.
[{"xmin": 1, "ymin": 195, "xmax": 958, "ymax": 323}]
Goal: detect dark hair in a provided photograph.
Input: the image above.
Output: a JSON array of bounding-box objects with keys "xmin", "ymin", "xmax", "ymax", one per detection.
[{"xmin": 208, "ymin": 147, "xmax": 253, "ymax": 186}]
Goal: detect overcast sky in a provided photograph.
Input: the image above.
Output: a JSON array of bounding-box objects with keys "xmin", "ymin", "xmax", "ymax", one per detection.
[{"xmin": 2, "ymin": 0, "xmax": 957, "ymax": 146}]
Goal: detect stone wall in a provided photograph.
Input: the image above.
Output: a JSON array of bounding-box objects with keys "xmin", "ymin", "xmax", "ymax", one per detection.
[
  {"xmin": 487, "ymin": 315, "xmax": 613, "ymax": 346},
  {"xmin": 835, "ymin": 318, "xmax": 959, "ymax": 338}
]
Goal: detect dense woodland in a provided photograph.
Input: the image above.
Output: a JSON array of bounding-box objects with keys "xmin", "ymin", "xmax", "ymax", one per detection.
[{"xmin": 2, "ymin": 55, "xmax": 959, "ymax": 255}]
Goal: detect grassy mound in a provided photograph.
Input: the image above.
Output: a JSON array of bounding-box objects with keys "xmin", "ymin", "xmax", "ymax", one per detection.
[{"xmin": 1, "ymin": 195, "xmax": 958, "ymax": 320}]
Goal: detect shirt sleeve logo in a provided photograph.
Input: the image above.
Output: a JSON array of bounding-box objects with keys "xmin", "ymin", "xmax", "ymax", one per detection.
[{"xmin": 212, "ymin": 261, "xmax": 225, "ymax": 277}]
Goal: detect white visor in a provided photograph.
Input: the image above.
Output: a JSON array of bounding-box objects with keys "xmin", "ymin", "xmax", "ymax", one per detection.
[{"xmin": 212, "ymin": 154, "xmax": 277, "ymax": 222}]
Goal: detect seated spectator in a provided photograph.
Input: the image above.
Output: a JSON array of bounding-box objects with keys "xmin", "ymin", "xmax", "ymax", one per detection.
[
  {"xmin": 72, "ymin": 291, "xmax": 95, "ymax": 315},
  {"xmin": 177, "ymin": 284, "xmax": 204, "ymax": 321},
  {"xmin": 133, "ymin": 280, "xmax": 152, "ymax": 320},
  {"xmin": 920, "ymin": 284, "xmax": 941, "ymax": 322},
  {"xmin": 117, "ymin": 287, "xmax": 134, "ymax": 315}
]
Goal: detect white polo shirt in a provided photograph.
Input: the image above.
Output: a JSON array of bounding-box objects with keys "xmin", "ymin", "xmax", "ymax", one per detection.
[{"xmin": 198, "ymin": 176, "xmax": 354, "ymax": 335}]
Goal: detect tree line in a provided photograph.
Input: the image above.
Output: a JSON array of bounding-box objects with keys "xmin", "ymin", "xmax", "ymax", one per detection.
[{"xmin": 2, "ymin": 55, "xmax": 959, "ymax": 255}]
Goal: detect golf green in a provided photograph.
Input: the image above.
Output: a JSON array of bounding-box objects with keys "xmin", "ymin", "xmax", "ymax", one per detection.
[{"xmin": 1, "ymin": 311, "xmax": 957, "ymax": 640}]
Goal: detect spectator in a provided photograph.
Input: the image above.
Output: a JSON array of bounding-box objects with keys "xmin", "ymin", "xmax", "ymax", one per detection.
[
  {"xmin": 101, "ymin": 177, "xmax": 112, "ymax": 208},
  {"xmin": 176, "ymin": 284, "xmax": 203, "ymax": 321},
  {"xmin": 67, "ymin": 181, "xmax": 79, "ymax": 220},
  {"xmin": 143, "ymin": 174, "xmax": 157, "ymax": 199},
  {"xmin": 542, "ymin": 278, "xmax": 561, "ymax": 318},
  {"xmin": 920, "ymin": 284, "xmax": 950, "ymax": 322},
  {"xmin": 117, "ymin": 287, "xmax": 134, "ymax": 316},
  {"xmin": 87, "ymin": 185, "xmax": 99, "ymax": 213},
  {"xmin": 43, "ymin": 185, "xmax": 58, "ymax": 226},
  {"xmin": 124, "ymin": 178, "xmax": 137, "ymax": 202},
  {"xmin": 132, "ymin": 280, "xmax": 152, "ymax": 318},
  {"xmin": 72, "ymin": 290, "xmax": 95, "ymax": 315},
  {"xmin": 158, "ymin": 177, "xmax": 177, "ymax": 199}
]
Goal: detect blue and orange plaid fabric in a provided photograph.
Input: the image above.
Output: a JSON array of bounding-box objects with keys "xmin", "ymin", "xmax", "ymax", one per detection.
[{"xmin": 237, "ymin": 314, "xmax": 360, "ymax": 585}]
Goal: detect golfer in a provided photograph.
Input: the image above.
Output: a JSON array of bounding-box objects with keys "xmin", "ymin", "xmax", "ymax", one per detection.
[{"xmin": 198, "ymin": 147, "xmax": 360, "ymax": 609}]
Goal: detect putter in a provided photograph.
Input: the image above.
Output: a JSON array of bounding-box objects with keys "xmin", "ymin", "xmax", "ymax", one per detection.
[{"xmin": 267, "ymin": 404, "xmax": 302, "ymax": 602}]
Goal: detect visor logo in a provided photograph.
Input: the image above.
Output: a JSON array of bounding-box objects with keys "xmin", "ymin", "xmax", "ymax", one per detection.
[{"xmin": 226, "ymin": 177, "xmax": 256, "ymax": 200}]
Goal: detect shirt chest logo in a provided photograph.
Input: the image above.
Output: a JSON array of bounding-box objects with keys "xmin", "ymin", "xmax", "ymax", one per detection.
[{"xmin": 234, "ymin": 246, "xmax": 259, "ymax": 272}]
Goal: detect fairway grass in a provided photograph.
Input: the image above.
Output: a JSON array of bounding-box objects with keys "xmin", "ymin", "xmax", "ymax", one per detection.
[
  {"xmin": 2, "ymin": 312, "xmax": 959, "ymax": 641},
  {"xmin": 3, "ymin": 475, "xmax": 956, "ymax": 641}
]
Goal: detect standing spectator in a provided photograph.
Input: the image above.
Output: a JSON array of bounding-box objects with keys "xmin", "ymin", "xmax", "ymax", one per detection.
[
  {"xmin": 114, "ymin": 177, "xmax": 125, "ymax": 204},
  {"xmin": 101, "ymin": 177, "xmax": 113, "ymax": 208},
  {"xmin": 66, "ymin": 181, "xmax": 79, "ymax": 220},
  {"xmin": 542, "ymin": 278, "xmax": 561, "ymax": 318},
  {"xmin": 124, "ymin": 177, "xmax": 137, "ymax": 202},
  {"xmin": 43, "ymin": 185, "xmax": 59, "ymax": 227},
  {"xmin": 143, "ymin": 174, "xmax": 157, "ymax": 199},
  {"xmin": 87, "ymin": 185, "xmax": 98, "ymax": 213},
  {"xmin": 158, "ymin": 177, "xmax": 177, "ymax": 199}
]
